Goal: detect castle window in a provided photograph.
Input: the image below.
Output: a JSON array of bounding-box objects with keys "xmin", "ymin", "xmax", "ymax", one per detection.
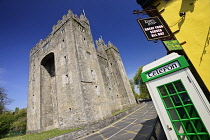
[
  {"xmin": 61, "ymin": 29, "xmax": 65, "ymax": 34},
  {"xmin": 43, "ymin": 42, "xmax": 50, "ymax": 50},
  {"xmin": 86, "ymin": 51, "xmax": 91, "ymax": 59},
  {"xmin": 79, "ymin": 26, "xmax": 85, "ymax": 32},
  {"xmin": 61, "ymin": 39, "xmax": 65, "ymax": 48},
  {"xmin": 65, "ymin": 74, "xmax": 69, "ymax": 84},
  {"xmin": 64, "ymin": 56, "xmax": 67, "ymax": 63},
  {"xmin": 86, "ymin": 51, "xmax": 91, "ymax": 55}
]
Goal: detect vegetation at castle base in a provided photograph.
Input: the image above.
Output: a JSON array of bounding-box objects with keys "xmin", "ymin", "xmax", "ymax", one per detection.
[
  {"xmin": 0, "ymin": 87, "xmax": 27, "ymax": 139},
  {"xmin": 133, "ymin": 66, "xmax": 150, "ymax": 99},
  {"xmin": 112, "ymin": 108, "xmax": 129, "ymax": 116},
  {"xmin": 0, "ymin": 108, "xmax": 27, "ymax": 138},
  {"xmin": 1, "ymin": 128, "xmax": 81, "ymax": 140}
]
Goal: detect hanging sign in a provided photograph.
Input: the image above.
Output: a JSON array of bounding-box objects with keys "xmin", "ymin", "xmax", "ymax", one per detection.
[
  {"xmin": 163, "ymin": 40, "xmax": 183, "ymax": 50},
  {"xmin": 137, "ymin": 17, "xmax": 170, "ymax": 40}
]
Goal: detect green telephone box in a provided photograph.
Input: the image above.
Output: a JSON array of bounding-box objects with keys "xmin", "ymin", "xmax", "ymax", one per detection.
[{"xmin": 141, "ymin": 53, "xmax": 210, "ymax": 140}]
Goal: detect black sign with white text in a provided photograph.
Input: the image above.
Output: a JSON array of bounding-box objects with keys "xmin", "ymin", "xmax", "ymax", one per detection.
[{"xmin": 137, "ymin": 17, "xmax": 170, "ymax": 40}]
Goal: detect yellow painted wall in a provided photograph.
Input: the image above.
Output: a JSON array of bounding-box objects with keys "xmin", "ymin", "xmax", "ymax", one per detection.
[{"xmin": 154, "ymin": 0, "xmax": 210, "ymax": 91}]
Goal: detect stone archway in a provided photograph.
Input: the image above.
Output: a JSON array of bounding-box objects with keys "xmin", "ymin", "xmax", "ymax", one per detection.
[{"xmin": 40, "ymin": 52, "xmax": 58, "ymax": 130}]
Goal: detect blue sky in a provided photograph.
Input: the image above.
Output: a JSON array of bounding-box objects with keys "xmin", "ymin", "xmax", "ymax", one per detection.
[{"xmin": 0, "ymin": 0, "xmax": 167, "ymax": 110}]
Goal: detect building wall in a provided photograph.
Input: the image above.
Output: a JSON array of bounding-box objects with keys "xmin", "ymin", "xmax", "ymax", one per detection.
[
  {"xmin": 152, "ymin": 0, "xmax": 210, "ymax": 92},
  {"xmin": 96, "ymin": 39, "xmax": 136, "ymax": 114},
  {"xmin": 96, "ymin": 39, "xmax": 123, "ymax": 114},
  {"xmin": 27, "ymin": 10, "xmax": 135, "ymax": 133}
]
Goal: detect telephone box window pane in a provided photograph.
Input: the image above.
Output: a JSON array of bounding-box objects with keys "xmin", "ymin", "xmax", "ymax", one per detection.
[
  {"xmin": 166, "ymin": 83, "xmax": 176, "ymax": 94},
  {"xmin": 163, "ymin": 97, "xmax": 173, "ymax": 108},
  {"xmin": 188, "ymin": 135, "xmax": 200, "ymax": 140},
  {"xmin": 185, "ymin": 105, "xmax": 198, "ymax": 118},
  {"xmin": 171, "ymin": 95, "xmax": 181, "ymax": 105},
  {"xmin": 182, "ymin": 120, "xmax": 195, "ymax": 133},
  {"xmin": 173, "ymin": 121, "xmax": 185, "ymax": 134},
  {"xmin": 158, "ymin": 86, "xmax": 167, "ymax": 96},
  {"xmin": 192, "ymin": 119, "xmax": 206, "ymax": 133},
  {"xmin": 174, "ymin": 80, "xmax": 185, "ymax": 92},
  {"xmin": 179, "ymin": 93, "xmax": 190, "ymax": 104},
  {"xmin": 177, "ymin": 107, "xmax": 188, "ymax": 119},
  {"xmin": 168, "ymin": 109, "xmax": 179, "ymax": 120}
]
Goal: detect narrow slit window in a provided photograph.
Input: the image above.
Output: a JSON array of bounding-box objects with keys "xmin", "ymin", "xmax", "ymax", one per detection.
[{"xmin": 65, "ymin": 74, "xmax": 69, "ymax": 84}]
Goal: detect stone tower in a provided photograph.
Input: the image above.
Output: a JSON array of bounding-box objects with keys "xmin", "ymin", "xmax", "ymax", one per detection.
[{"xmin": 27, "ymin": 10, "xmax": 136, "ymax": 133}]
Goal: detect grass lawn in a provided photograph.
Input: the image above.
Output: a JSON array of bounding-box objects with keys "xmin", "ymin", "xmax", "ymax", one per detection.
[
  {"xmin": 2, "ymin": 128, "xmax": 80, "ymax": 140},
  {"xmin": 112, "ymin": 108, "xmax": 128, "ymax": 116}
]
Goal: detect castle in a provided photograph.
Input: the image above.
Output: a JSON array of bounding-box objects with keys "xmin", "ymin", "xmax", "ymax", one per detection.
[{"xmin": 27, "ymin": 10, "xmax": 136, "ymax": 133}]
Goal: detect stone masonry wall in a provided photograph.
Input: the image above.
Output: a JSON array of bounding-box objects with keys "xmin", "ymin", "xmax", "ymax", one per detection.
[{"xmin": 27, "ymin": 10, "xmax": 136, "ymax": 134}]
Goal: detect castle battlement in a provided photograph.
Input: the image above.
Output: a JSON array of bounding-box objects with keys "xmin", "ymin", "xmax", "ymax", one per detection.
[
  {"xmin": 96, "ymin": 38, "xmax": 120, "ymax": 59},
  {"xmin": 106, "ymin": 41, "xmax": 119, "ymax": 53},
  {"xmin": 30, "ymin": 10, "xmax": 89, "ymax": 56},
  {"xmin": 96, "ymin": 38, "xmax": 108, "ymax": 60}
]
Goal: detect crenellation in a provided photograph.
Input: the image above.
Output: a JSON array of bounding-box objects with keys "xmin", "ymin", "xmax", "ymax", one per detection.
[
  {"xmin": 30, "ymin": 33, "xmax": 54, "ymax": 56},
  {"xmin": 39, "ymin": 39, "xmax": 44, "ymax": 45},
  {"xmin": 96, "ymin": 38, "xmax": 108, "ymax": 59},
  {"xmin": 106, "ymin": 41, "xmax": 119, "ymax": 52},
  {"xmin": 79, "ymin": 14, "xmax": 89, "ymax": 25},
  {"xmin": 30, "ymin": 45, "xmax": 40, "ymax": 57},
  {"xmin": 96, "ymin": 38, "xmax": 106, "ymax": 47},
  {"xmin": 52, "ymin": 12, "xmax": 72, "ymax": 34},
  {"xmin": 67, "ymin": 9, "xmax": 73, "ymax": 16},
  {"xmin": 79, "ymin": 14, "xmax": 85, "ymax": 20},
  {"xmin": 62, "ymin": 14, "xmax": 67, "ymax": 21},
  {"xmin": 27, "ymin": 9, "xmax": 136, "ymax": 134},
  {"xmin": 31, "ymin": 10, "xmax": 90, "ymax": 56}
]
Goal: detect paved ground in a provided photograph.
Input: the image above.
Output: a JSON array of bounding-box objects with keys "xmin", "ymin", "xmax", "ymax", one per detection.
[{"xmin": 78, "ymin": 101, "xmax": 157, "ymax": 140}]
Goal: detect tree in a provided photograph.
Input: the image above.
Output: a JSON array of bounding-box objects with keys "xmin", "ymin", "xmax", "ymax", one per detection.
[
  {"xmin": 0, "ymin": 87, "xmax": 13, "ymax": 114},
  {"xmin": 11, "ymin": 108, "xmax": 27, "ymax": 132},
  {"xmin": 0, "ymin": 112, "xmax": 15, "ymax": 138},
  {"xmin": 14, "ymin": 107, "xmax": 20, "ymax": 114},
  {"xmin": 133, "ymin": 66, "xmax": 150, "ymax": 99},
  {"xmin": 0, "ymin": 108, "xmax": 27, "ymax": 138}
]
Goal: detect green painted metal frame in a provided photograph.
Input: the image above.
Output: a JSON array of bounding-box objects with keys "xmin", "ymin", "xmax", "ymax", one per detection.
[{"xmin": 157, "ymin": 80, "xmax": 210, "ymax": 140}]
